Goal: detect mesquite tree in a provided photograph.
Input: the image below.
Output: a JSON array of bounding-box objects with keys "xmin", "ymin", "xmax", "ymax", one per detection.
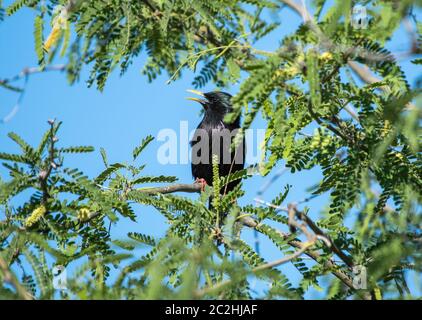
[{"xmin": 0, "ymin": 0, "xmax": 421, "ymax": 300}]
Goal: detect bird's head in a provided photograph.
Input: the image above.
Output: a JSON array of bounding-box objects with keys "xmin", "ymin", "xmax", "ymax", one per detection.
[{"xmin": 186, "ymin": 90, "xmax": 233, "ymax": 118}]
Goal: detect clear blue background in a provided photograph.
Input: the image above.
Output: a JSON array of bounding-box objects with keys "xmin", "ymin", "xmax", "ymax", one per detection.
[{"xmin": 1, "ymin": 2, "xmax": 420, "ymax": 298}]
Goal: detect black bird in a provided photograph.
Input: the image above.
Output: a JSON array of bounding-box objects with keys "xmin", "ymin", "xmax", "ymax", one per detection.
[{"xmin": 187, "ymin": 90, "xmax": 245, "ymax": 194}]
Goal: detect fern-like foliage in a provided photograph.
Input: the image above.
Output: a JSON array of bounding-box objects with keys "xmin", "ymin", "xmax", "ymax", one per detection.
[{"xmin": 1, "ymin": 0, "xmax": 421, "ymax": 301}]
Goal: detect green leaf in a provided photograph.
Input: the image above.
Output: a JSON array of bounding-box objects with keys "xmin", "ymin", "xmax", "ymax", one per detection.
[
  {"xmin": 60, "ymin": 21, "xmax": 70, "ymax": 57},
  {"xmin": 59, "ymin": 146, "xmax": 94, "ymax": 153},
  {"xmin": 133, "ymin": 135, "xmax": 154, "ymax": 161},
  {"xmin": 34, "ymin": 15, "xmax": 45, "ymax": 67},
  {"xmin": 128, "ymin": 232, "xmax": 156, "ymax": 246},
  {"xmin": 100, "ymin": 147, "xmax": 108, "ymax": 167},
  {"xmin": 0, "ymin": 152, "xmax": 31, "ymax": 164},
  {"xmin": 132, "ymin": 175, "xmax": 177, "ymax": 185},
  {"xmin": 7, "ymin": 132, "xmax": 33, "ymax": 154},
  {"xmin": 95, "ymin": 163, "xmax": 125, "ymax": 183},
  {"xmin": 6, "ymin": 0, "xmax": 33, "ymax": 16}
]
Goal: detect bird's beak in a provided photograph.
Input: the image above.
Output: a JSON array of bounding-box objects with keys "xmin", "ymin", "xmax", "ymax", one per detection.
[{"xmin": 186, "ymin": 89, "xmax": 207, "ymax": 106}]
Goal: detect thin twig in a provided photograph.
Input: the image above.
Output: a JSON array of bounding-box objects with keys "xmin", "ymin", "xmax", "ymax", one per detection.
[
  {"xmin": 1, "ymin": 65, "xmax": 66, "ymax": 123},
  {"xmin": 280, "ymin": 0, "xmax": 416, "ymax": 112},
  {"xmin": 0, "ymin": 65, "xmax": 66, "ymax": 85},
  {"xmin": 289, "ymin": 204, "xmax": 354, "ymax": 268},
  {"xmin": 194, "ymin": 239, "xmax": 315, "ymax": 297},
  {"xmin": 253, "ymin": 240, "xmax": 315, "ymax": 272},
  {"xmin": 240, "ymin": 214, "xmax": 371, "ymax": 300}
]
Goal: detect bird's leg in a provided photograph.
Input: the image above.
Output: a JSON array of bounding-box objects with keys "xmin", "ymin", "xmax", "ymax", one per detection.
[{"xmin": 194, "ymin": 178, "xmax": 208, "ymax": 192}]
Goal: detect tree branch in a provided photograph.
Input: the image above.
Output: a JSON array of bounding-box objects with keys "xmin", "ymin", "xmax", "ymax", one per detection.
[
  {"xmin": 136, "ymin": 182, "xmax": 202, "ymax": 194},
  {"xmin": 239, "ymin": 215, "xmax": 371, "ymax": 299},
  {"xmin": 253, "ymin": 240, "xmax": 315, "ymax": 272},
  {"xmin": 0, "ymin": 256, "xmax": 33, "ymax": 300},
  {"xmin": 280, "ymin": 0, "xmax": 416, "ymax": 112},
  {"xmin": 254, "ymin": 198, "xmax": 354, "ymax": 268},
  {"xmin": 0, "ymin": 65, "xmax": 66, "ymax": 86},
  {"xmin": 289, "ymin": 204, "xmax": 354, "ymax": 268},
  {"xmin": 3, "ymin": 177, "xmax": 369, "ymax": 298},
  {"xmin": 194, "ymin": 239, "xmax": 315, "ymax": 298}
]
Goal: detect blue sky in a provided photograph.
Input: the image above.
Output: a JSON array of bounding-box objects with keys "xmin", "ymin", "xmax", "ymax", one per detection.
[{"xmin": 0, "ymin": 2, "xmax": 420, "ymax": 298}]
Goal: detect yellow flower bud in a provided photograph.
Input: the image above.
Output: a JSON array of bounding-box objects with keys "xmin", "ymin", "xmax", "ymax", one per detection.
[
  {"xmin": 320, "ymin": 52, "xmax": 333, "ymax": 61},
  {"xmin": 380, "ymin": 120, "xmax": 391, "ymax": 138},
  {"xmin": 24, "ymin": 205, "xmax": 46, "ymax": 227},
  {"xmin": 77, "ymin": 207, "xmax": 91, "ymax": 221},
  {"xmin": 44, "ymin": 25, "xmax": 62, "ymax": 52},
  {"xmin": 394, "ymin": 152, "xmax": 404, "ymax": 160},
  {"xmin": 44, "ymin": 6, "xmax": 68, "ymax": 52},
  {"xmin": 284, "ymin": 65, "xmax": 300, "ymax": 77}
]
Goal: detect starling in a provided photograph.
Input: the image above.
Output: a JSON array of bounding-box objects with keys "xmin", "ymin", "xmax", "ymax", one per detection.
[{"xmin": 187, "ymin": 90, "xmax": 245, "ymax": 194}]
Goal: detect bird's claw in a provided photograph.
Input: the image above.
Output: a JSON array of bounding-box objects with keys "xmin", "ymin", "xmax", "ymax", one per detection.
[{"xmin": 195, "ymin": 178, "xmax": 208, "ymax": 192}]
